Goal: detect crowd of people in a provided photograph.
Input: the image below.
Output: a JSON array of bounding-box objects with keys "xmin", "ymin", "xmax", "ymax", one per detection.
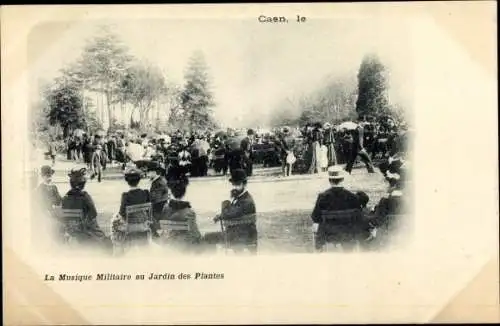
[
  {"xmin": 33, "ymin": 146, "xmax": 409, "ymax": 255},
  {"xmin": 45, "ymin": 115, "xmax": 407, "ymax": 184},
  {"xmin": 33, "ymin": 115, "xmax": 410, "ymax": 255}
]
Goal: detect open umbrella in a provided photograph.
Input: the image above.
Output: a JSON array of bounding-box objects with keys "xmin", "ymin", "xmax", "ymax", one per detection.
[
  {"xmin": 73, "ymin": 128, "xmax": 84, "ymax": 137},
  {"xmin": 337, "ymin": 121, "xmax": 358, "ymax": 130}
]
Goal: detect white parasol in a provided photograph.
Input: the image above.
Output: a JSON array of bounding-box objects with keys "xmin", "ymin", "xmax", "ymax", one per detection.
[
  {"xmin": 337, "ymin": 121, "xmax": 359, "ymax": 130},
  {"xmin": 73, "ymin": 128, "xmax": 85, "ymax": 137}
]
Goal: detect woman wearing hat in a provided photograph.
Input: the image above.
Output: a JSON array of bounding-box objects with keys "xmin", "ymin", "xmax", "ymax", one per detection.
[
  {"xmin": 308, "ymin": 123, "xmax": 323, "ymax": 174},
  {"xmin": 61, "ymin": 168, "xmax": 111, "ymax": 251},
  {"xmin": 110, "ymin": 167, "xmax": 152, "ymax": 254},
  {"xmin": 279, "ymin": 126, "xmax": 296, "ymax": 177},
  {"xmin": 157, "ymin": 166, "xmax": 201, "ymax": 252}
]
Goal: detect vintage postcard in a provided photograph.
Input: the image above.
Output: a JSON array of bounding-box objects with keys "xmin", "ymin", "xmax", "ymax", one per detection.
[{"xmin": 2, "ymin": 2, "xmax": 498, "ymax": 325}]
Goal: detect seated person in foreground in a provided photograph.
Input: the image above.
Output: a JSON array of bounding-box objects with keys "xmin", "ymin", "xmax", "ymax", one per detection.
[
  {"xmin": 111, "ymin": 167, "xmax": 152, "ymax": 248},
  {"xmin": 355, "ymin": 190, "xmax": 378, "ymax": 251},
  {"xmin": 311, "ymin": 166, "xmax": 362, "ymax": 252},
  {"xmin": 203, "ymin": 169, "xmax": 258, "ymax": 254},
  {"xmin": 370, "ymin": 171, "xmax": 408, "ymax": 248},
  {"xmin": 61, "ymin": 168, "xmax": 112, "ymax": 252},
  {"xmin": 33, "ymin": 165, "xmax": 62, "ymax": 245},
  {"xmin": 150, "ymin": 164, "xmax": 169, "ymax": 237},
  {"xmin": 157, "ymin": 166, "xmax": 201, "ymax": 252},
  {"xmin": 34, "ymin": 165, "xmax": 62, "ymax": 217}
]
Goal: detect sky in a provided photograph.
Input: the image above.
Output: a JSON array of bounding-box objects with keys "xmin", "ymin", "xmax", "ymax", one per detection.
[{"xmin": 28, "ymin": 17, "xmax": 413, "ymax": 127}]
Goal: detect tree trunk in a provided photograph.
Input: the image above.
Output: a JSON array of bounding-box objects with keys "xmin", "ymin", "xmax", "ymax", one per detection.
[
  {"xmin": 105, "ymin": 91, "xmax": 113, "ymax": 130},
  {"xmin": 120, "ymin": 100, "xmax": 124, "ymax": 125}
]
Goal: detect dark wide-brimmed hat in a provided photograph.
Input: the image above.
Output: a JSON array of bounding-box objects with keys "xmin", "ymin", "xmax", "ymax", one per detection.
[
  {"xmin": 68, "ymin": 167, "xmax": 87, "ymax": 183},
  {"xmin": 281, "ymin": 126, "xmax": 290, "ymax": 135},
  {"xmin": 40, "ymin": 165, "xmax": 55, "ymax": 177},
  {"xmin": 229, "ymin": 169, "xmax": 247, "ymax": 184}
]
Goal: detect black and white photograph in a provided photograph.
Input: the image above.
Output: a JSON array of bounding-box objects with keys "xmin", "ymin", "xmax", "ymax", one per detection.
[
  {"xmin": 27, "ymin": 14, "xmax": 413, "ymax": 257},
  {"xmin": 2, "ymin": 3, "xmax": 497, "ymax": 325}
]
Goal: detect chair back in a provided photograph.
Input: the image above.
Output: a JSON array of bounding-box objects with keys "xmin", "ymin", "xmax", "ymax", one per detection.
[
  {"xmin": 320, "ymin": 208, "xmax": 361, "ymax": 225},
  {"xmin": 125, "ymin": 202, "xmax": 152, "ymax": 233},
  {"xmin": 222, "ymin": 213, "xmax": 256, "ymax": 228},
  {"xmin": 385, "ymin": 214, "xmax": 405, "ymax": 232},
  {"xmin": 60, "ymin": 209, "xmax": 83, "ymax": 230},
  {"xmin": 159, "ymin": 219, "xmax": 190, "ymax": 232}
]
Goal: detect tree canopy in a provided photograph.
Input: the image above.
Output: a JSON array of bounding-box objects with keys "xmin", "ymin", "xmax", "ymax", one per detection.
[
  {"xmin": 355, "ymin": 54, "xmax": 389, "ymax": 119},
  {"xmin": 180, "ymin": 51, "xmax": 218, "ymax": 133}
]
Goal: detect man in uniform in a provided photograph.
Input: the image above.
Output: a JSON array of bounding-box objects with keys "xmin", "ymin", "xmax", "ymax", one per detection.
[
  {"xmin": 311, "ymin": 166, "xmax": 363, "ymax": 251},
  {"xmin": 344, "ymin": 122, "xmax": 375, "ymax": 174}
]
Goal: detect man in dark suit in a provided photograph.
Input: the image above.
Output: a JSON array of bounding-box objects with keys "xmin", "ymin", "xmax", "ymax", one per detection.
[
  {"xmin": 240, "ymin": 129, "xmax": 255, "ymax": 177},
  {"xmin": 344, "ymin": 123, "xmax": 375, "ymax": 174},
  {"xmin": 150, "ymin": 164, "xmax": 169, "ymax": 237},
  {"xmin": 311, "ymin": 166, "xmax": 363, "ymax": 251},
  {"xmin": 35, "ymin": 165, "xmax": 62, "ymax": 215},
  {"xmin": 323, "ymin": 122, "xmax": 337, "ymax": 167},
  {"xmin": 203, "ymin": 169, "xmax": 258, "ymax": 254}
]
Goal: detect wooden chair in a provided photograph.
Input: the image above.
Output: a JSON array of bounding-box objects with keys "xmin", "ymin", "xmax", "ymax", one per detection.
[
  {"xmin": 124, "ymin": 202, "xmax": 153, "ymax": 247},
  {"xmin": 220, "ymin": 213, "xmax": 257, "ymax": 254},
  {"xmin": 313, "ymin": 208, "xmax": 362, "ymax": 252},
  {"xmin": 60, "ymin": 208, "xmax": 84, "ymax": 245},
  {"xmin": 159, "ymin": 219, "xmax": 190, "ymax": 232}
]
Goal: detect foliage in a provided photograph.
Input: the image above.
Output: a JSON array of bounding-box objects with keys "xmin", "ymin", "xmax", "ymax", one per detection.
[
  {"xmin": 45, "ymin": 79, "xmax": 86, "ymax": 138},
  {"xmin": 77, "ymin": 25, "xmax": 133, "ymax": 128},
  {"xmin": 180, "ymin": 51, "xmax": 217, "ymax": 133},
  {"xmin": 270, "ymin": 75, "xmax": 358, "ymax": 127},
  {"xmin": 355, "ymin": 54, "xmax": 389, "ymax": 119},
  {"xmin": 121, "ymin": 62, "xmax": 166, "ymax": 127}
]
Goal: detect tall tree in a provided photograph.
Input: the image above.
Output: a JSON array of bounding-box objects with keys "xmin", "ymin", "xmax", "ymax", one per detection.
[
  {"xmin": 121, "ymin": 62, "xmax": 166, "ymax": 129},
  {"xmin": 355, "ymin": 54, "xmax": 389, "ymax": 119},
  {"xmin": 77, "ymin": 25, "xmax": 133, "ymax": 129},
  {"xmin": 45, "ymin": 79, "xmax": 86, "ymax": 138},
  {"xmin": 180, "ymin": 51, "xmax": 217, "ymax": 133}
]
